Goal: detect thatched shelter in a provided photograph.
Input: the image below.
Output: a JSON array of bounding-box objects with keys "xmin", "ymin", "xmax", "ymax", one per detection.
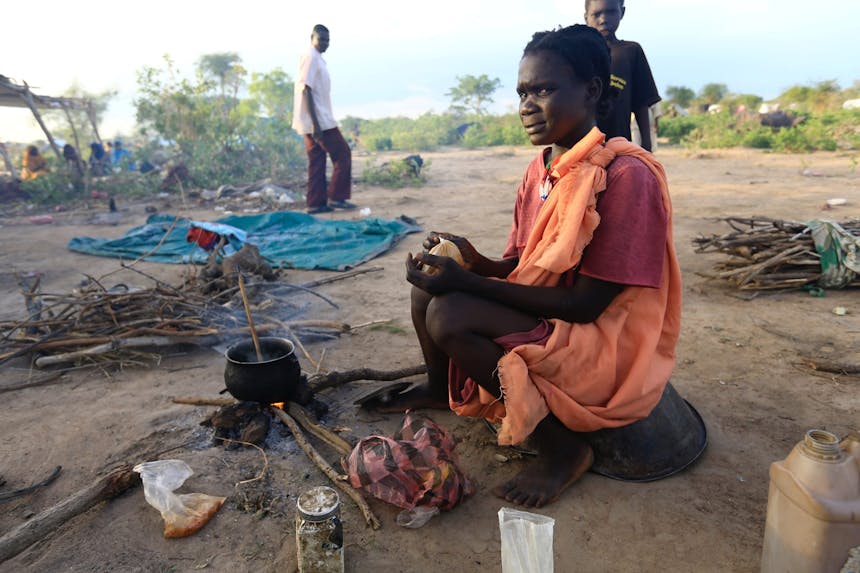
[{"xmin": 0, "ymin": 74, "xmax": 101, "ymax": 174}]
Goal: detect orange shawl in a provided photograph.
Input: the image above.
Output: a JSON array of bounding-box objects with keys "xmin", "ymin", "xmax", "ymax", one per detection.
[{"xmin": 452, "ymin": 127, "xmax": 682, "ymax": 446}]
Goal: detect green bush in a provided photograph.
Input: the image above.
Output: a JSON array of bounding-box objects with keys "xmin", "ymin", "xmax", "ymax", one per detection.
[
  {"xmin": 741, "ymin": 128, "xmax": 773, "ymax": 149},
  {"xmin": 461, "ymin": 114, "xmax": 530, "ymax": 147},
  {"xmin": 659, "ymin": 116, "xmax": 699, "ymax": 144},
  {"xmin": 352, "ymin": 112, "xmax": 527, "ymax": 152},
  {"xmin": 361, "ymin": 158, "xmax": 429, "ymax": 188},
  {"xmin": 658, "ymin": 109, "xmax": 860, "ymax": 152}
]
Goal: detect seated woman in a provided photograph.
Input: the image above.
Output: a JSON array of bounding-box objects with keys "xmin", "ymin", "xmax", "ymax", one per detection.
[
  {"xmin": 374, "ymin": 25, "xmax": 682, "ymax": 508},
  {"xmin": 20, "ymin": 145, "xmax": 49, "ymax": 181},
  {"xmin": 88, "ymin": 142, "xmax": 110, "ymax": 176}
]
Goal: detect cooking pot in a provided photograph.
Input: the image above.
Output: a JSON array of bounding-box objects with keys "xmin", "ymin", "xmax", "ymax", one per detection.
[{"xmin": 223, "ymin": 337, "xmax": 311, "ymax": 404}]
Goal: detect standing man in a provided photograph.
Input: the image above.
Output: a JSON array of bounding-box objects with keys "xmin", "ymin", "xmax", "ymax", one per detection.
[
  {"xmin": 293, "ymin": 24, "xmax": 356, "ymax": 214},
  {"xmin": 585, "ymin": 0, "xmax": 660, "ymax": 151}
]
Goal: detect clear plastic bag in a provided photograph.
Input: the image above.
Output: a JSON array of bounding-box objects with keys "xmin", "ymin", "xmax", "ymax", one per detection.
[
  {"xmin": 133, "ymin": 459, "xmax": 226, "ymax": 538},
  {"xmin": 498, "ymin": 507, "xmax": 555, "ymax": 573},
  {"xmin": 395, "ymin": 505, "xmax": 440, "ymax": 528}
]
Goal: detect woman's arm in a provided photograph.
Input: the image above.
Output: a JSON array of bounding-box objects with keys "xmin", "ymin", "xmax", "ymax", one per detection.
[{"xmin": 407, "ymin": 253, "xmax": 623, "ymax": 324}]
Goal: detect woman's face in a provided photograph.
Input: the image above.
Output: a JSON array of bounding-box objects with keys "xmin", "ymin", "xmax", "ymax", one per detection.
[{"xmin": 517, "ymin": 51, "xmax": 598, "ymax": 149}]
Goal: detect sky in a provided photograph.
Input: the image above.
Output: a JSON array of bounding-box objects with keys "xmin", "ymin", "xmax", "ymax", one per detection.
[{"xmin": 2, "ymin": 0, "xmax": 859, "ymax": 143}]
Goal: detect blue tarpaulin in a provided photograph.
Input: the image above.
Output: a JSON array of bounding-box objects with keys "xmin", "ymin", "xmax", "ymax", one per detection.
[{"xmin": 68, "ymin": 212, "xmax": 421, "ymax": 271}]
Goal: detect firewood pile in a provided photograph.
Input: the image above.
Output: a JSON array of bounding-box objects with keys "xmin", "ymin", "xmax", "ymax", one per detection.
[
  {"xmin": 692, "ymin": 216, "xmax": 860, "ymax": 290},
  {"xmin": 0, "ymin": 264, "xmax": 373, "ymax": 371}
]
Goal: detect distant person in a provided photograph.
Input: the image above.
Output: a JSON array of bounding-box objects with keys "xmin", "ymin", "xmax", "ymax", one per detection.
[
  {"xmin": 110, "ymin": 139, "xmax": 137, "ymax": 171},
  {"xmin": 631, "ymin": 103, "xmax": 662, "ymax": 151},
  {"xmin": 585, "ymin": 0, "xmax": 660, "ymax": 151},
  {"xmin": 292, "ymin": 24, "xmax": 356, "ymax": 214},
  {"xmin": 63, "ymin": 143, "xmax": 84, "ymax": 177},
  {"xmin": 88, "ymin": 142, "xmax": 110, "ymax": 176},
  {"xmin": 20, "ymin": 145, "xmax": 48, "ymax": 180}
]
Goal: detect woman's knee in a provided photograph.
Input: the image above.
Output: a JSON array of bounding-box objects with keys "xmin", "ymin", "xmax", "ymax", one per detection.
[{"xmin": 425, "ymin": 292, "xmax": 472, "ymax": 342}]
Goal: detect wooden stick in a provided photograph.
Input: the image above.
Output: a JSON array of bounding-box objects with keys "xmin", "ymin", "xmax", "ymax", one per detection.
[
  {"xmin": 315, "ymin": 348, "xmax": 327, "ymax": 374},
  {"xmin": 0, "ymin": 465, "xmax": 139, "ymax": 564},
  {"xmin": 0, "ymin": 466, "xmax": 62, "ymax": 502},
  {"xmin": 349, "ymin": 319, "xmax": 393, "ymax": 330},
  {"xmin": 287, "ymin": 403, "xmax": 354, "ymax": 456},
  {"xmin": 273, "ymin": 320, "xmax": 318, "ymax": 371},
  {"xmin": 299, "ymin": 266, "xmax": 384, "ymax": 289},
  {"xmin": 237, "ymin": 274, "xmax": 263, "ymax": 362},
  {"xmin": 172, "ymin": 397, "xmax": 236, "ymax": 406},
  {"xmin": 739, "ymin": 245, "xmax": 809, "ymax": 286},
  {"xmin": 0, "ymin": 372, "xmax": 64, "ymax": 395},
  {"xmin": 270, "ymin": 407, "xmax": 380, "ymax": 529},
  {"xmin": 4, "ymin": 325, "xmax": 277, "ymax": 358},
  {"xmin": 798, "ymin": 357, "xmax": 860, "ymax": 375},
  {"xmin": 288, "ymin": 320, "xmax": 351, "ymax": 332},
  {"xmin": 33, "ymin": 335, "xmax": 220, "ymax": 368},
  {"xmin": 308, "ymin": 364, "xmax": 427, "ymax": 392}
]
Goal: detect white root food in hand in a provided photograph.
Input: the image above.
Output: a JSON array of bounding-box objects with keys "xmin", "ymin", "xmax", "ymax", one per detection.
[{"xmin": 422, "ymin": 239, "xmax": 465, "ymax": 274}]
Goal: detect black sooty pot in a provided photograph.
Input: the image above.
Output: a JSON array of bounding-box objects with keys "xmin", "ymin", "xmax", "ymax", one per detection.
[{"xmin": 224, "ymin": 337, "xmax": 311, "ymax": 404}]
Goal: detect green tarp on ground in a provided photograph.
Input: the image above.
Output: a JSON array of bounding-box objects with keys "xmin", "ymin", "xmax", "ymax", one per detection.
[{"xmin": 68, "ymin": 212, "xmax": 421, "ymax": 271}]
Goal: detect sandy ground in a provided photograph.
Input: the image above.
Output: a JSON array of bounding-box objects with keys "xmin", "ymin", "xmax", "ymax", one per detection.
[{"xmin": 0, "ymin": 145, "xmax": 858, "ymax": 572}]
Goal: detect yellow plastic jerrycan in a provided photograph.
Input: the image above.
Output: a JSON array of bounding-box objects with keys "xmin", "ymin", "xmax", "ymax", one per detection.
[{"xmin": 761, "ymin": 429, "xmax": 860, "ymax": 573}]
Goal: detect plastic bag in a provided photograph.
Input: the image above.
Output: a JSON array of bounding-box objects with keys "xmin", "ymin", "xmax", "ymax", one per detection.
[
  {"xmin": 498, "ymin": 507, "xmax": 555, "ymax": 573},
  {"xmin": 808, "ymin": 220, "xmax": 860, "ymax": 288},
  {"xmin": 344, "ymin": 411, "xmax": 473, "ymax": 522},
  {"xmin": 133, "ymin": 459, "xmax": 226, "ymax": 538},
  {"xmin": 395, "ymin": 505, "xmax": 440, "ymax": 529}
]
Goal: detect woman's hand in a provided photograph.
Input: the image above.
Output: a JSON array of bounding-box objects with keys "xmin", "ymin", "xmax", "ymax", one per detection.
[
  {"xmin": 406, "ymin": 252, "xmax": 473, "ymax": 295},
  {"xmin": 422, "ymin": 232, "xmax": 486, "ymax": 273}
]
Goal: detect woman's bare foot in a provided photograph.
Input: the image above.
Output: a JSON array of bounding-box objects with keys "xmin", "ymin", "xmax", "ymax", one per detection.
[
  {"xmin": 492, "ymin": 415, "xmax": 594, "ymax": 508},
  {"xmin": 361, "ymin": 384, "xmax": 449, "ymax": 413}
]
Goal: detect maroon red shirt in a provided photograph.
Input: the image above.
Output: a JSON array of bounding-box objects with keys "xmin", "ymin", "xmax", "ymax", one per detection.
[{"xmin": 503, "ymin": 148, "xmax": 667, "ymax": 288}]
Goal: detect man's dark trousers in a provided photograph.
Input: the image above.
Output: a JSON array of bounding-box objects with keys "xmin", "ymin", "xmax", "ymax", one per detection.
[{"xmin": 304, "ymin": 128, "xmax": 352, "ymax": 209}]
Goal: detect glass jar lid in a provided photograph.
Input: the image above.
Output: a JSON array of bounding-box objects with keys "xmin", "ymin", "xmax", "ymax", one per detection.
[{"xmin": 297, "ymin": 486, "xmax": 341, "ymax": 522}]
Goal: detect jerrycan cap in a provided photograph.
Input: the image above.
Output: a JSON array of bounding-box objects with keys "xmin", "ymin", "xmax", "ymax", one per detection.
[{"xmin": 801, "ymin": 429, "xmax": 843, "ymax": 462}]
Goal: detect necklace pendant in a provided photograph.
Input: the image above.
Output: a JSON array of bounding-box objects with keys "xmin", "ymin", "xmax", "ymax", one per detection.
[{"xmin": 539, "ymin": 177, "xmax": 552, "ymax": 201}]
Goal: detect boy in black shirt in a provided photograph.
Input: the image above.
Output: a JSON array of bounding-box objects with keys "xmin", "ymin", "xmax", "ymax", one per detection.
[{"xmin": 585, "ymin": 0, "xmax": 660, "ymax": 151}]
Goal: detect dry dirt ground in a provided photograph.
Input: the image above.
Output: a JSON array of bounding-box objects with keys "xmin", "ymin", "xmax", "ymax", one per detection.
[{"xmin": 0, "ymin": 145, "xmax": 858, "ymax": 573}]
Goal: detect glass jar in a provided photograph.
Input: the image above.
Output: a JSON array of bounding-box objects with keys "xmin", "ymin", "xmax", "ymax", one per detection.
[{"xmin": 296, "ymin": 486, "xmax": 344, "ymax": 573}]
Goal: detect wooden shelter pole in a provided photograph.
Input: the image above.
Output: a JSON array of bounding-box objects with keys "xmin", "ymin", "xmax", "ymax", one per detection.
[
  {"xmin": 21, "ymin": 83, "xmax": 61, "ymax": 159},
  {"xmin": 86, "ymin": 103, "xmax": 102, "ymax": 145},
  {"xmin": 0, "ymin": 143, "xmax": 16, "ymax": 178}
]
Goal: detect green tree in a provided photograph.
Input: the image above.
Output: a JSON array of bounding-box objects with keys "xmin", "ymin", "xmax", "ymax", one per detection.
[
  {"xmin": 446, "ymin": 74, "xmax": 502, "ymax": 116},
  {"xmin": 665, "ymin": 86, "xmax": 695, "ymax": 109},
  {"xmin": 245, "ymin": 68, "xmax": 294, "ymax": 120},
  {"xmin": 698, "ymin": 83, "xmax": 729, "ymax": 107},
  {"xmin": 197, "ymin": 52, "xmax": 244, "ymax": 98}
]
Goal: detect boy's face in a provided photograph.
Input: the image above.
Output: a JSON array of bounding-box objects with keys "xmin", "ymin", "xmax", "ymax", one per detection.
[
  {"xmin": 312, "ymin": 30, "xmax": 330, "ymax": 53},
  {"xmin": 585, "ymin": 0, "xmax": 625, "ymax": 40},
  {"xmin": 517, "ymin": 51, "xmax": 597, "ymax": 149}
]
